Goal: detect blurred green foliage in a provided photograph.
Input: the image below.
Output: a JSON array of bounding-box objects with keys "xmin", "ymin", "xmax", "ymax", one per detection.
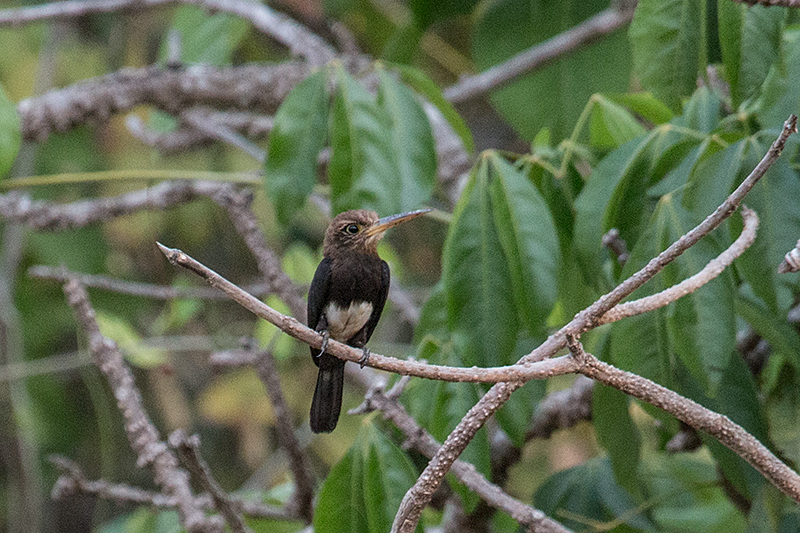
[{"xmin": 2, "ymin": 0, "xmax": 800, "ymax": 532}]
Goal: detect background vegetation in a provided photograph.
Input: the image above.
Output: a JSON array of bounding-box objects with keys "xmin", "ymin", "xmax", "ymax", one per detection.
[{"xmin": 1, "ymin": 0, "xmax": 800, "ymax": 531}]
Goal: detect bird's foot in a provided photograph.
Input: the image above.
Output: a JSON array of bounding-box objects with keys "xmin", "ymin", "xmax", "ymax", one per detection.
[
  {"xmin": 358, "ymin": 347, "xmax": 370, "ymax": 368},
  {"xmin": 317, "ymin": 331, "xmax": 330, "ymax": 358}
]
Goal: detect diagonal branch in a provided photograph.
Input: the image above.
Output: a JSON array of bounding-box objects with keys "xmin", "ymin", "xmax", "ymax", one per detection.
[
  {"xmin": 390, "ymin": 116, "xmax": 798, "ymax": 533},
  {"xmin": 443, "ymin": 6, "xmax": 636, "ymax": 104},
  {"xmin": 62, "ymin": 278, "xmax": 222, "ymax": 532}
]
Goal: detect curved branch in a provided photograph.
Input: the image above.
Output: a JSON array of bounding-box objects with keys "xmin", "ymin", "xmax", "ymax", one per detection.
[{"xmin": 390, "ymin": 116, "xmax": 798, "ymax": 532}]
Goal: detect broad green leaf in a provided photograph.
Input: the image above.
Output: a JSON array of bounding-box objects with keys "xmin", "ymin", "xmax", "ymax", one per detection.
[
  {"xmin": 589, "ymin": 94, "xmax": 647, "ymax": 149},
  {"xmin": 574, "ymin": 136, "xmax": 652, "ymax": 289},
  {"xmin": 682, "ymin": 139, "xmax": 746, "ymax": 217},
  {"xmin": 376, "ymin": 70, "xmax": 437, "ymax": 210},
  {"xmin": 676, "ymin": 87, "xmax": 722, "ymax": 134},
  {"xmin": 645, "ymin": 455, "xmax": 747, "ymax": 533},
  {"xmin": 757, "ymin": 29, "xmax": 800, "ymax": 128},
  {"xmin": 593, "ymin": 384, "xmax": 642, "ymax": 498},
  {"xmin": 264, "ymin": 69, "xmax": 329, "ymax": 223},
  {"xmin": 329, "ymin": 68, "xmax": 403, "ymax": 215},
  {"xmin": 442, "ymin": 158, "xmax": 519, "ymax": 367},
  {"xmin": 160, "ymin": 5, "xmax": 250, "ymax": 65},
  {"xmin": 391, "ymin": 63, "xmax": 475, "ymax": 153},
  {"xmin": 473, "ymin": 0, "xmax": 631, "ymax": 140},
  {"xmin": 656, "ymin": 199, "xmax": 735, "ymax": 394},
  {"xmin": 0, "ymin": 82, "xmax": 20, "ymax": 179},
  {"xmin": 607, "ymin": 92, "xmax": 674, "ymax": 125},
  {"xmin": 718, "ymin": 1, "xmax": 785, "ymax": 107},
  {"xmin": 488, "ymin": 154, "xmax": 559, "ymax": 335},
  {"xmin": 629, "ymin": 0, "xmax": 703, "ymax": 111},
  {"xmin": 534, "ymin": 457, "xmax": 655, "ymax": 531},
  {"xmin": 766, "ymin": 365, "xmax": 800, "ymax": 468},
  {"xmin": 315, "ymin": 424, "xmax": 419, "ymax": 533},
  {"xmin": 409, "ymin": 0, "xmax": 478, "ymax": 29}
]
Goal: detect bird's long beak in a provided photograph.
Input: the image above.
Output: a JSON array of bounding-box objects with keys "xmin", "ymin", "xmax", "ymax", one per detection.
[{"xmin": 364, "ymin": 208, "xmax": 432, "ymax": 237}]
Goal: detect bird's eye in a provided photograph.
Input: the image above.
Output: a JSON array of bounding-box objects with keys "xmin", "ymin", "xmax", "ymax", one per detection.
[{"xmin": 345, "ymin": 224, "xmax": 359, "ymax": 234}]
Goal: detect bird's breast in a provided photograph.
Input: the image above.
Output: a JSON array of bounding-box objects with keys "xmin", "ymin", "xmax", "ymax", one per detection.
[{"xmin": 324, "ymin": 301, "xmax": 374, "ymax": 341}]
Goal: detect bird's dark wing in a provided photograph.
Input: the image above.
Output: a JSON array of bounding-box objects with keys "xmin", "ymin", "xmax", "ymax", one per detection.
[
  {"xmin": 361, "ymin": 260, "xmax": 390, "ymax": 344},
  {"xmin": 307, "ymin": 256, "xmax": 332, "ymax": 332}
]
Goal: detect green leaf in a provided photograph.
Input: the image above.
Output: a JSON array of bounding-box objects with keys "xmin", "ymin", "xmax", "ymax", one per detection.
[
  {"xmin": 442, "ymin": 157, "xmax": 519, "ymax": 367},
  {"xmin": 573, "ymin": 136, "xmax": 653, "ymax": 290},
  {"xmin": 376, "ymin": 70, "xmax": 437, "ymax": 211},
  {"xmin": 589, "ymin": 94, "xmax": 648, "ymax": 149},
  {"xmin": 391, "ymin": 63, "xmax": 475, "ymax": 153},
  {"xmin": 160, "ymin": 5, "xmax": 250, "ymax": 65},
  {"xmin": 0, "ymin": 82, "xmax": 20, "ymax": 179},
  {"xmin": 656, "ymin": 199, "xmax": 736, "ymax": 394},
  {"xmin": 629, "ymin": 0, "xmax": 703, "ymax": 111},
  {"xmin": 409, "ymin": 0, "xmax": 478, "ymax": 29},
  {"xmin": 473, "ymin": 0, "xmax": 632, "ymax": 141},
  {"xmin": 677, "ymin": 86, "xmax": 722, "ymax": 134},
  {"xmin": 329, "ymin": 68, "xmax": 406, "ymax": 215},
  {"xmin": 718, "ymin": 1, "xmax": 785, "ymax": 108},
  {"xmin": 97, "ymin": 312, "xmax": 167, "ymax": 369},
  {"xmin": 607, "ymin": 92, "xmax": 674, "ymax": 125},
  {"xmin": 757, "ymin": 29, "xmax": 800, "ymax": 129},
  {"xmin": 534, "ymin": 457, "xmax": 656, "ymax": 531},
  {"xmin": 264, "ymin": 69, "xmax": 329, "ymax": 223},
  {"xmin": 488, "ymin": 154, "xmax": 560, "ymax": 335},
  {"xmin": 593, "ymin": 384, "xmax": 642, "ymax": 498},
  {"xmin": 495, "ymin": 338, "xmax": 547, "ymax": 446},
  {"xmin": 315, "ymin": 424, "xmax": 420, "ymax": 533}
]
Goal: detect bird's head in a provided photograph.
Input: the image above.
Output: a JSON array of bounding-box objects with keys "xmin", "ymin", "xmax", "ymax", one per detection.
[{"xmin": 323, "ymin": 208, "xmax": 431, "ymax": 257}]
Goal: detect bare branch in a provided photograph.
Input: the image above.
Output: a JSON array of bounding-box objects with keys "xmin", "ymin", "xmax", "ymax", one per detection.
[
  {"xmin": 390, "ymin": 116, "xmax": 798, "ymax": 532},
  {"xmin": 180, "ymin": 108, "xmax": 266, "ymax": 162},
  {"xmin": 0, "ymin": 180, "xmax": 232, "ymax": 231},
  {"xmin": 526, "ymin": 376, "xmax": 594, "ymax": 440},
  {"xmin": 17, "ymin": 63, "xmax": 310, "ymax": 143},
  {"xmin": 29, "ymin": 264, "xmax": 270, "ymax": 299},
  {"xmin": 211, "ymin": 186, "xmax": 308, "ymax": 322},
  {"xmin": 169, "ymin": 431, "xmax": 253, "ymax": 533},
  {"xmin": 50, "ymin": 455, "xmax": 295, "ymax": 520},
  {"xmin": 156, "ymin": 241, "xmax": 581, "ymax": 383},
  {"xmin": 252, "ymin": 348, "xmax": 315, "ymax": 522},
  {"xmin": 362, "ymin": 389, "xmax": 572, "ymax": 533},
  {"xmin": 731, "ymin": 0, "xmax": 800, "ymax": 6},
  {"xmin": 62, "ymin": 279, "xmax": 222, "ymax": 532},
  {"xmin": 568, "ymin": 338, "xmax": 800, "ymax": 504},
  {"xmin": 0, "ymin": 0, "xmax": 335, "ymax": 65},
  {"xmin": 443, "ymin": 7, "xmax": 635, "ymax": 104},
  {"xmin": 598, "ymin": 206, "xmax": 759, "ymax": 325}
]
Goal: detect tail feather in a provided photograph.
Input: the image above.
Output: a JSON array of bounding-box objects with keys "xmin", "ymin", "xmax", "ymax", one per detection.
[{"xmin": 310, "ymin": 358, "xmax": 345, "ymax": 433}]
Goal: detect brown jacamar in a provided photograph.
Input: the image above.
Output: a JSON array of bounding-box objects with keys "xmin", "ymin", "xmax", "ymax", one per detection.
[{"xmin": 307, "ymin": 208, "xmax": 431, "ymax": 433}]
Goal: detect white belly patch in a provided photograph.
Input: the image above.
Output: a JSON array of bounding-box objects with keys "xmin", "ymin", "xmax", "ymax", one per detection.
[{"xmin": 325, "ymin": 301, "xmax": 373, "ymax": 341}]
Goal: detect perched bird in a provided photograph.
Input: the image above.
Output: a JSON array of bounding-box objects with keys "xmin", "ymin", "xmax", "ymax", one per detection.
[{"xmin": 307, "ymin": 208, "xmax": 431, "ymax": 433}]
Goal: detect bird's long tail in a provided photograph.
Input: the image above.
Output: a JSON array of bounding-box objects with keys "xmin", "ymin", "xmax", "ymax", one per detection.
[{"xmin": 310, "ymin": 356, "xmax": 345, "ymax": 433}]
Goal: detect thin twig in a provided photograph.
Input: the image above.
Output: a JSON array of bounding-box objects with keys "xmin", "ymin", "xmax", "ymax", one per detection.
[
  {"xmin": 390, "ymin": 116, "xmax": 798, "ymax": 533},
  {"xmin": 180, "ymin": 109, "xmax": 266, "ymax": 163},
  {"xmin": 598, "ymin": 206, "xmax": 759, "ymax": 325},
  {"xmin": 29, "ymin": 264, "xmax": 270, "ymax": 299},
  {"xmin": 50, "ymin": 455, "xmax": 295, "ymax": 519},
  {"xmin": 62, "ymin": 279, "xmax": 222, "ymax": 532},
  {"xmin": 211, "ymin": 186, "xmax": 307, "ymax": 322},
  {"xmin": 252, "ymin": 349, "xmax": 315, "ymax": 522},
  {"xmin": 169, "ymin": 431, "xmax": 253, "ymax": 533},
  {"xmin": 443, "ymin": 7, "xmax": 635, "ymax": 104}
]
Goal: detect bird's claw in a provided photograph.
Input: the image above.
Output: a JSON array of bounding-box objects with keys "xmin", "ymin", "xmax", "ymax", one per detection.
[
  {"xmin": 358, "ymin": 347, "xmax": 370, "ymax": 368},
  {"xmin": 317, "ymin": 331, "xmax": 330, "ymax": 358}
]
